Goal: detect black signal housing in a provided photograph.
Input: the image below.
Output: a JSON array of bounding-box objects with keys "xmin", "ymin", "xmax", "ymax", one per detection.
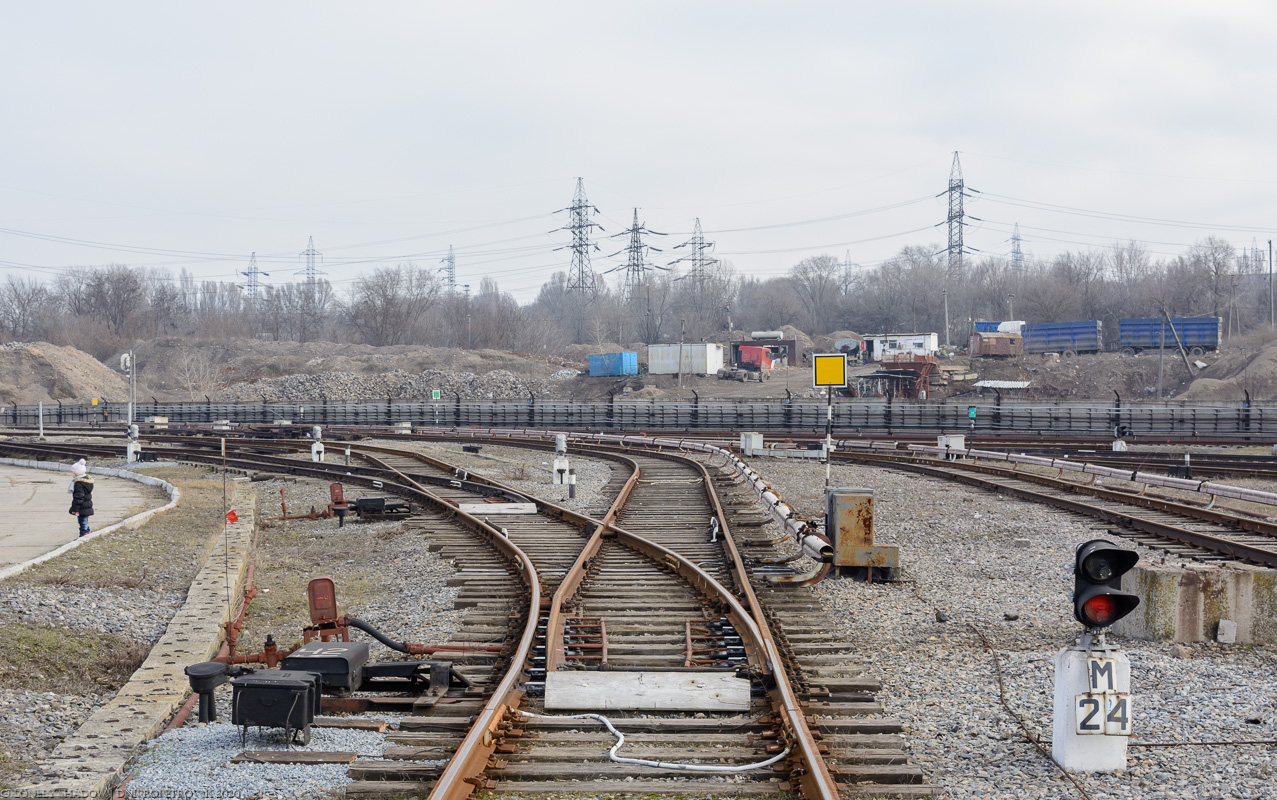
[{"xmin": 1073, "ymin": 539, "xmax": 1140, "ymax": 628}]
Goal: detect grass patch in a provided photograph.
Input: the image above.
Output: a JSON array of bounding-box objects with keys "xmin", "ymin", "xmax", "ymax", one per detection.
[
  {"xmin": 13, "ymin": 466, "xmax": 227, "ymax": 591},
  {"xmin": 0, "ymin": 622, "xmax": 149, "ymax": 694},
  {"xmin": 239, "ymin": 490, "xmax": 405, "ymax": 648}
]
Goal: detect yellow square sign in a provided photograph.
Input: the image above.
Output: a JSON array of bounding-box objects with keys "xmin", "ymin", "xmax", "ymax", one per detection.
[{"xmin": 812, "ymin": 353, "xmax": 847, "ymax": 387}]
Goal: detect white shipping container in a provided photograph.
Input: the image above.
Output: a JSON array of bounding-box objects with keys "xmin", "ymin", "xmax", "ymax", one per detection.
[{"xmin": 648, "ymin": 343, "xmax": 726, "ymax": 374}]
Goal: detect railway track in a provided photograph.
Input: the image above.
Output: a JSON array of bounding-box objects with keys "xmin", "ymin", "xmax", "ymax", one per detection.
[
  {"xmin": 832, "ymin": 450, "xmax": 1277, "ymax": 567},
  {"xmin": 0, "ymin": 435, "xmax": 934, "ymax": 797}
]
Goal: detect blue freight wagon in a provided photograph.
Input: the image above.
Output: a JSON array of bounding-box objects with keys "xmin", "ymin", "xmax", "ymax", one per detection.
[
  {"xmin": 588, "ymin": 351, "xmax": 638, "ymax": 377},
  {"xmin": 1117, "ymin": 317, "xmax": 1220, "ymax": 356},
  {"xmin": 1022, "ymin": 320, "xmax": 1103, "ymax": 357}
]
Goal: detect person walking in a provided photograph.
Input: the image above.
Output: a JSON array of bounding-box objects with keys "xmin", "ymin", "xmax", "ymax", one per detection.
[{"xmin": 68, "ymin": 460, "xmax": 95, "ymax": 537}]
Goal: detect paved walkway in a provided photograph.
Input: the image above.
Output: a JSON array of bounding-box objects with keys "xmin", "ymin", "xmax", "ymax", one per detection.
[{"xmin": 0, "ymin": 464, "xmax": 169, "ymax": 567}]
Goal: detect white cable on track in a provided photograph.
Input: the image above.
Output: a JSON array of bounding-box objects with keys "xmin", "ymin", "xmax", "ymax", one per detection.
[{"xmin": 520, "ymin": 710, "xmax": 790, "ymax": 773}]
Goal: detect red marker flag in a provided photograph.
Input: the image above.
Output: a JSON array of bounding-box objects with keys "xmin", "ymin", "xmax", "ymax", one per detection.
[{"xmin": 226, "ymin": 510, "xmax": 239, "ymax": 524}]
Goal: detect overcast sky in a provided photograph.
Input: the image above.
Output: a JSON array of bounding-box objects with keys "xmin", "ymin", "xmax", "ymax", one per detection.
[{"xmin": 2, "ymin": 2, "xmax": 1275, "ymax": 301}]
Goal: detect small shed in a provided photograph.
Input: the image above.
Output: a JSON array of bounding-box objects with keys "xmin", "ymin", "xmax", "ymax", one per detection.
[{"xmin": 969, "ymin": 331, "xmax": 1022, "ymax": 358}]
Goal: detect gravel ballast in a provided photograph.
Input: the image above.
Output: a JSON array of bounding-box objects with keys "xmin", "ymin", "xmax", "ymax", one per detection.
[
  {"xmin": 125, "ymin": 722, "xmax": 399, "ymax": 799},
  {"xmin": 749, "ymin": 456, "xmax": 1277, "ymax": 800}
]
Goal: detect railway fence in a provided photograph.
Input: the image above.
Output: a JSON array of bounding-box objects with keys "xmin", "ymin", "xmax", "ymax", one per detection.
[{"xmin": 2, "ymin": 397, "xmax": 1272, "ymax": 436}]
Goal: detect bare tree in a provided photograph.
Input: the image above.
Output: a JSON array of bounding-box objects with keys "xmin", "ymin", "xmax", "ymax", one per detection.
[
  {"xmin": 346, "ymin": 265, "xmax": 440, "ymax": 346},
  {"xmin": 0, "ymin": 275, "xmax": 51, "ymax": 341}
]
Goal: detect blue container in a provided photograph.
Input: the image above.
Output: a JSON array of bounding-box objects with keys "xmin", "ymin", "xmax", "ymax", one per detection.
[
  {"xmin": 1118, "ymin": 317, "xmax": 1220, "ymax": 353},
  {"xmin": 588, "ymin": 352, "xmax": 638, "ymax": 377},
  {"xmin": 974, "ymin": 321, "xmax": 1001, "ymax": 333},
  {"xmin": 1022, "ymin": 321, "xmax": 1103, "ymax": 355}
]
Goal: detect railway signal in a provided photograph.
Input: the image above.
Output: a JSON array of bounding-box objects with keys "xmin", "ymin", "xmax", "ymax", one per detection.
[
  {"xmin": 1073, "ymin": 539, "xmax": 1140, "ymax": 628},
  {"xmin": 1054, "ymin": 538, "xmax": 1140, "ymax": 772}
]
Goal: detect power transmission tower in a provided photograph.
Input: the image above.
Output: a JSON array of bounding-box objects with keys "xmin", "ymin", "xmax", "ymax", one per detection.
[
  {"xmin": 298, "ymin": 236, "xmax": 325, "ymax": 282},
  {"xmin": 1010, "ymin": 223, "xmax": 1025, "ymax": 273},
  {"xmin": 671, "ymin": 218, "xmax": 718, "ymax": 288},
  {"xmin": 440, "ymin": 245, "xmax": 457, "ymax": 292},
  {"xmin": 937, "ymin": 152, "xmax": 976, "ymax": 345},
  {"xmin": 605, "ymin": 209, "xmax": 667, "ymax": 298},
  {"xmin": 1251, "ymin": 238, "xmax": 1264, "ymax": 274},
  {"xmin": 237, "ymin": 251, "xmax": 269, "ymax": 300},
  {"xmin": 554, "ymin": 178, "xmax": 603, "ymax": 293}
]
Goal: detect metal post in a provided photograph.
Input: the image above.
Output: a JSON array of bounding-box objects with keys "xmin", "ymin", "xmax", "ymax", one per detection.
[
  {"xmin": 1157, "ymin": 308, "xmax": 1166, "ymax": 401},
  {"xmin": 37, "ymin": 401, "xmax": 43, "ymax": 439},
  {"xmin": 825, "ymin": 390, "xmax": 833, "ymax": 487},
  {"xmin": 1269, "ymin": 239, "xmax": 1273, "ymax": 328},
  {"xmin": 943, "ymin": 289, "xmax": 950, "ymax": 347},
  {"xmin": 678, "ymin": 318, "xmax": 686, "ymax": 389}
]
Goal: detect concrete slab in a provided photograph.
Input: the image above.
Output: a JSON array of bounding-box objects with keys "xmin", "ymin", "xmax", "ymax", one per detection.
[
  {"xmin": 0, "ymin": 463, "xmax": 167, "ymax": 567},
  {"xmin": 544, "ymin": 671, "xmax": 752, "ymax": 712}
]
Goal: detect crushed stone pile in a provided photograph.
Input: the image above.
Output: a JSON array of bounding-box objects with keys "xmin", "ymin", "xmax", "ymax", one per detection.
[
  {"xmin": 0, "ymin": 341, "xmax": 128, "ymax": 405},
  {"xmin": 216, "ymin": 368, "xmax": 556, "ymax": 401}
]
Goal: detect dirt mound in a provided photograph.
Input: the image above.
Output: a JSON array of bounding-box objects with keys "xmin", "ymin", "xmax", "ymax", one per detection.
[
  {"xmin": 964, "ymin": 351, "xmax": 1194, "ymax": 400},
  {"xmin": 1178, "ymin": 341, "xmax": 1277, "ymax": 403},
  {"xmin": 0, "ymin": 342, "xmax": 128, "ymax": 405}
]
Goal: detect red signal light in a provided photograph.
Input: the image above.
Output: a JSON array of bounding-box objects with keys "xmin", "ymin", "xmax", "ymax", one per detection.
[{"xmin": 1082, "ymin": 595, "xmax": 1117, "ymax": 626}]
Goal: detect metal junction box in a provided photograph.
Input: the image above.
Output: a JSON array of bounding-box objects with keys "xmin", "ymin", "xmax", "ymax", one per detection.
[
  {"xmin": 281, "ymin": 641, "xmax": 370, "ymax": 694},
  {"xmin": 231, "ymin": 669, "xmax": 322, "ymax": 741},
  {"xmin": 826, "ymin": 488, "xmax": 899, "ymax": 580}
]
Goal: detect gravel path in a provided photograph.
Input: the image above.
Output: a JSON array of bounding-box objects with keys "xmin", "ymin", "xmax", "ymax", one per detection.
[{"xmin": 750, "ymin": 456, "xmax": 1277, "ymax": 799}]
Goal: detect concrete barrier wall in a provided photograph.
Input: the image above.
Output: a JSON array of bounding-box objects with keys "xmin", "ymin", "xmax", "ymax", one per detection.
[{"xmin": 1115, "ymin": 563, "xmax": 1277, "ymax": 644}]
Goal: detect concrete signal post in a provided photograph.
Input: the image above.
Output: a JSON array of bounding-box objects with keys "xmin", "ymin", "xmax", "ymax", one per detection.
[
  {"xmin": 812, "ymin": 353, "xmax": 848, "ymax": 487},
  {"xmin": 1052, "ymin": 540, "xmax": 1140, "ymax": 772}
]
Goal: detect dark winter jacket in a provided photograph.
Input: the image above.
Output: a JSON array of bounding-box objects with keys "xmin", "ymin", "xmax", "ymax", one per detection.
[{"xmin": 69, "ymin": 476, "xmax": 95, "ymax": 517}]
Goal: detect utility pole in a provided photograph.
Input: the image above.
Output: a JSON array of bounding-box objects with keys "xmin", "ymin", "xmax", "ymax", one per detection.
[
  {"xmin": 1007, "ymin": 293, "xmax": 1014, "ymax": 319},
  {"xmin": 607, "ymin": 209, "xmax": 666, "ymax": 298},
  {"xmin": 440, "ymin": 245, "xmax": 456, "ymax": 293},
  {"xmin": 556, "ymin": 178, "xmax": 603, "ymax": 293},
  {"xmin": 1269, "ymin": 239, "xmax": 1273, "ymax": 328},
  {"xmin": 1157, "ymin": 304, "xmax": 1166, "ymax": 401},
  {"xmin": 463, "ymin": 284, "xmax": 471, "ymax": 349},
  {"xmin": 678, "ymin": 317, "xmax": 686, "ymax": 389},
  {"xmin": 237, "ymin": 252, "xmax": 269, "ymax": 301}
]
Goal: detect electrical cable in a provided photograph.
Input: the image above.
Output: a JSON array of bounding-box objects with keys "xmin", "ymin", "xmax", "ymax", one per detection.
[
  {"xmin": 519, "ymin": 710, "xmax": 791, "ymax": 772},
  {"xmin": 977, "ymin": 192, "xmax": 1275, "ymax": 234}
]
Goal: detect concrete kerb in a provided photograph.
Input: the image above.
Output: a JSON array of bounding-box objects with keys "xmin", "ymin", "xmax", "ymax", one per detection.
[
  {"xmin": 26, "ymin": 482, "xmax": 258, "ymax": 799},
  {"xmin": 0, "ymin": 457, "xmax": 181, "ymax": 584}
]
